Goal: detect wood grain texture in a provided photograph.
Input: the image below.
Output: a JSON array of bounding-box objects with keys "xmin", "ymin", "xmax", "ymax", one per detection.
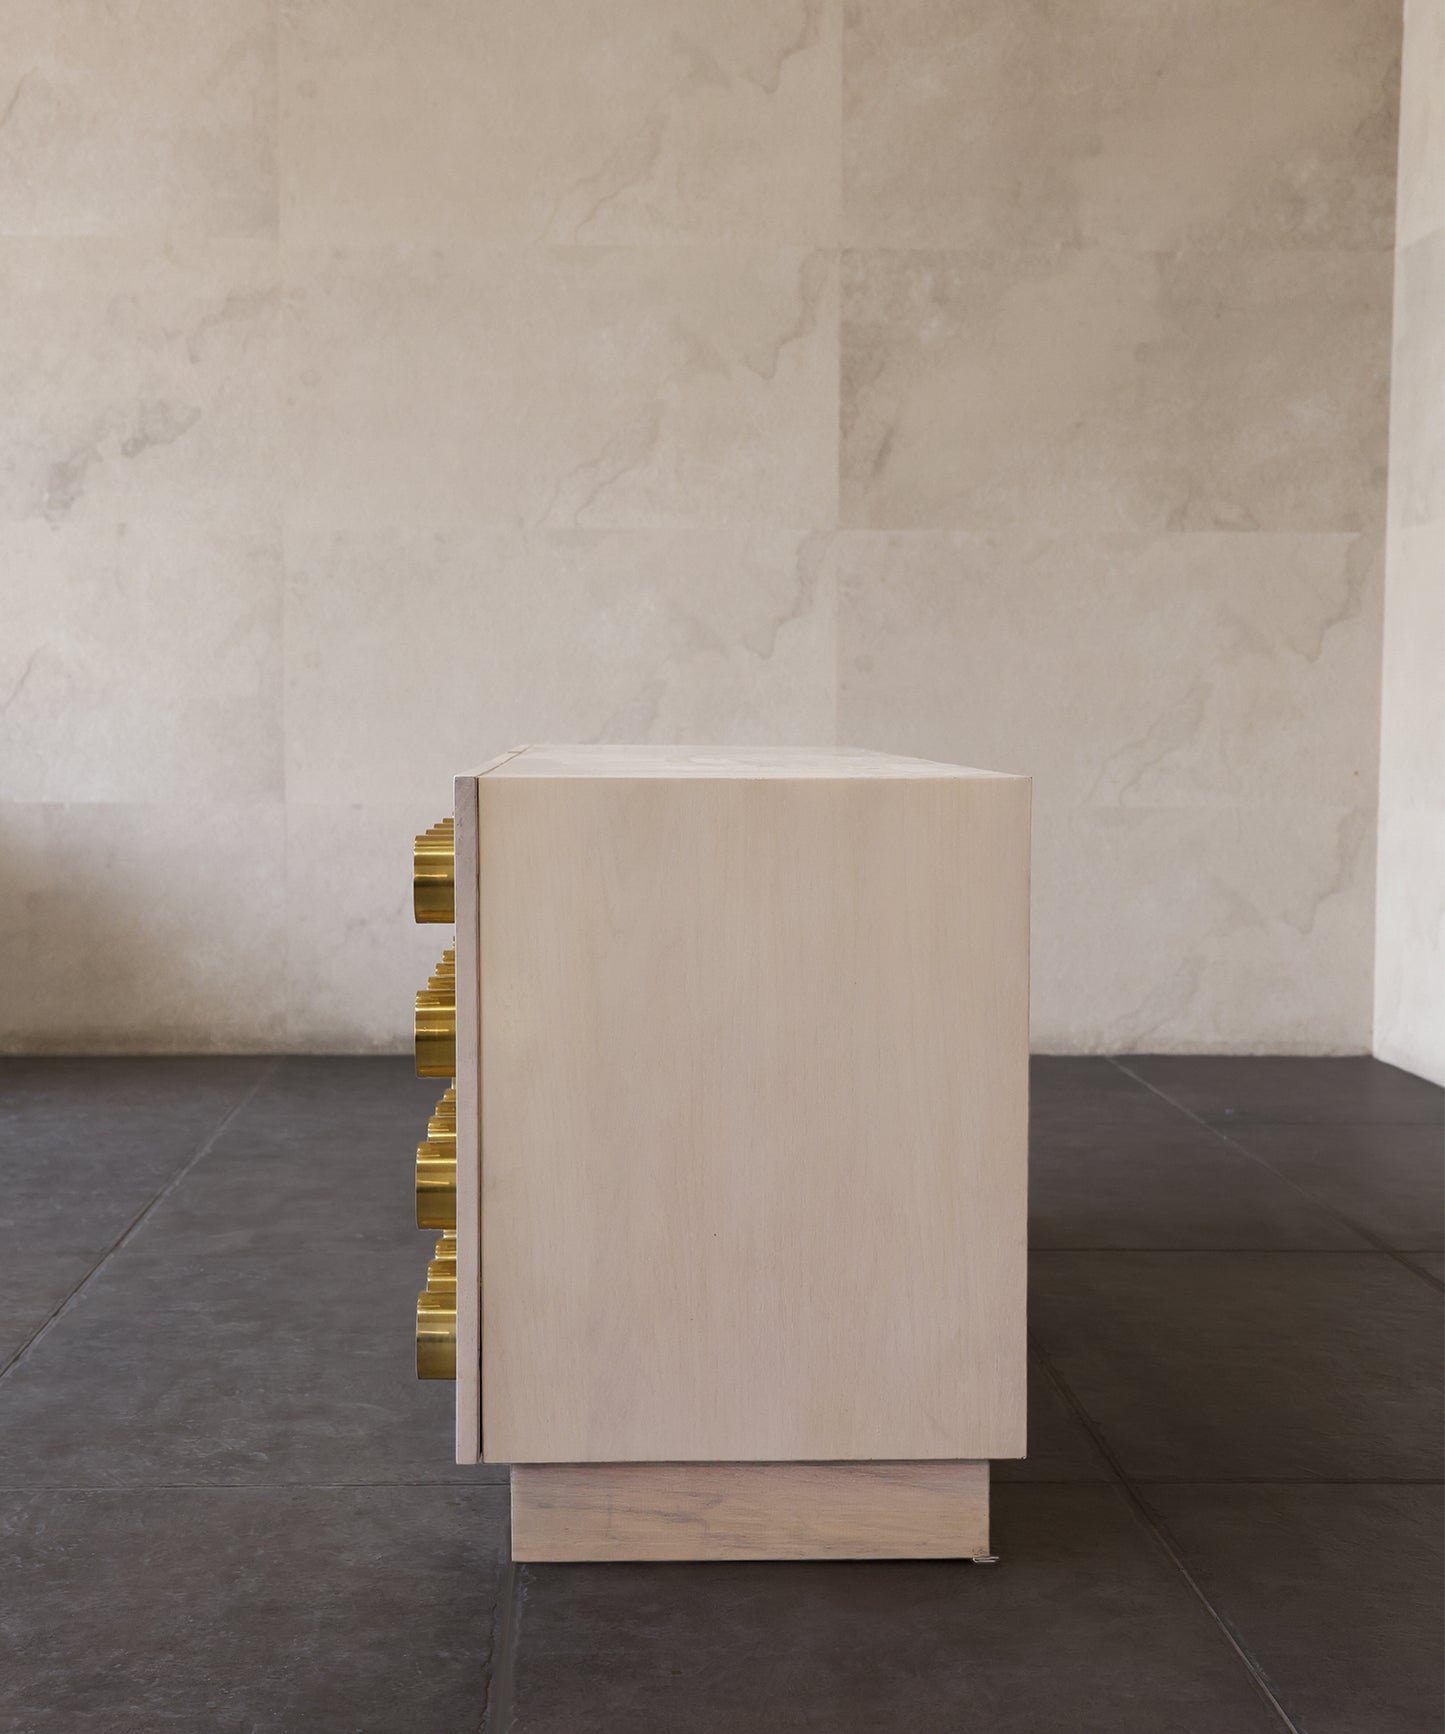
[
  {"xmin": 478, "ymin": 751, "xmax": 1030, "ymax": 1464},
  {"xmin": 510, "ymin": 1460, "xmax": 990, "ymax": 1561}
]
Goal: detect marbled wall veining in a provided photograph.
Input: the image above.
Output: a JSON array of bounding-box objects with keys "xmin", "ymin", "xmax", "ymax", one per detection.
[
  {"xmin": 0, "ymin": 0, "xmax": 1403, "ymax": 1053},
  {"xmin": 1375, "ymin": 0, "xmax": 1445, "ymax": 1084}
]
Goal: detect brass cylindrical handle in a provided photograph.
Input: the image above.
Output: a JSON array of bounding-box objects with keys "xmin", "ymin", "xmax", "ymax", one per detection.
[
  {"xmin": 417, "ymin": 1233, "xmax": 458, "ymax": 1376},
  {"xmin": 415, "ymin": 953, "xmax": 456, "ymax": 1077},
  {"xmin": 414, "ymin": 994, "xmax": 455, "ymax": 1077},
  {"xmin": 416, "ymin": 1136, "xmax": 457, "ymax": 1229},
  {"xmin": 414, "ymin": 819, "xmax": 455, "ymax": 924},
  {"xmin": 416, "ymin": 1290, "xmax": 456, "ymax": 1379},
  {"xmin": 409, "ymin": 908, "xmax": 457, "ymax": 1376},
  {"xmin": 428, "ymin": 1231, "xmax": 456, "ymax": 1289}
]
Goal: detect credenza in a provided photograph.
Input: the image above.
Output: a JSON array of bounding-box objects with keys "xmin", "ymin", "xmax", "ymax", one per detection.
[{"xmin": 410, "ymin": 745, "xmax": 1030, "ymax": 1562}]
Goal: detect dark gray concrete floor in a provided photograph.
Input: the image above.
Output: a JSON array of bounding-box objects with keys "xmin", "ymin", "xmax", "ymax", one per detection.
[{"xmin": 0, "ymin": 1055, "xmax": 1440, "ymax": 1732}]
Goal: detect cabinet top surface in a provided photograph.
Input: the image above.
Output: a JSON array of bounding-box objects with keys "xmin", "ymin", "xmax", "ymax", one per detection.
[{"xmin": 476, "ymin": 745, "xmax": 1026, "ymax": 781}]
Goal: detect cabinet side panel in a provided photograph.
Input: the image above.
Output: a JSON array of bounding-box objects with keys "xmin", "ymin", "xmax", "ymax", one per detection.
[
  {"xmin": 453, "ymin": 775, "xmax": 481, "ymax": 1463},
  {"xmin": 481, "ymin": 775, "xmax": 1029, "ymax": 1463}
]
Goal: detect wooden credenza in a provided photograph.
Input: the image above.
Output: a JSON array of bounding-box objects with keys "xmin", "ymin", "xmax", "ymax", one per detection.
[{"xmin": 412, "ymin": 745, "xmax": 1030, "ymax": 1561}]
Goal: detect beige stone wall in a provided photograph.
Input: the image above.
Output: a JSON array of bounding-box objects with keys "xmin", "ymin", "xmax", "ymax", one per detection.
[
  {"xmin": 0, "ymin": 0, "xmax": 1401, "ymax": 1053},
  {"xmin": 1376, "ymin": 0, "xmax": 1445, "ymax": 1083}
]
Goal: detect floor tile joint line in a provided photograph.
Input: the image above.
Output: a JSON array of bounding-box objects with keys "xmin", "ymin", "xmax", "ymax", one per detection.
[
  {"xmin": 1106, "ymin": 1057, "xmax": 1445, "ymax": 1292},
  {"xmin": 1028, "ymin": 1329, "xmax": 1305, "ymax": 1734},
  {"xmin": 0, "ymin": 1059, "xmax": 279, "ymax": 1385},
  {"xmin": 482, "ymin": 1554, "xmax": 519, "ymax": 1734}
]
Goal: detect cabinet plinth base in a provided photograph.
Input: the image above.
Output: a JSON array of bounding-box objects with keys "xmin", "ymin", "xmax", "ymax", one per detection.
[{"xmin": 509, "ymin": 1459, "xmax": 990, "ymax": 1562}]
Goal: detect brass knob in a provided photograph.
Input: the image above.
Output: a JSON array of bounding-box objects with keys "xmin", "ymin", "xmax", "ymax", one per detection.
[
  {"xmin": 415, "ymin": 956, "xmax": 456, "ymax": 1076},
  {"xmin": 427, "ymin": 1087, "xmax": 456, "ymax": 1137},
  {"xmin": 414, "ymin": 819, "xmax": 455, "ymax": 924},
  {"xmin": 416, "ymin": 1290, "xmax": 456, "ymax": 1379},
  {"xmin": 414, "ymin": 994, "xmax": 455, "ymax": 1077},
  {"xmin": 416, "ymin": 1136, "xmax": 457, "ymax": 1229},
  {"xmin": 427, "ymin": 1231, "xmax": 456, "ymax": 1289}
]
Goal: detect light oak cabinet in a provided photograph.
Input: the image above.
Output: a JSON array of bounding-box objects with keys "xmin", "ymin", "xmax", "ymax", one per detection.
[{"xmin": 417, "ymin": 745, "xmax": 1029, "ymax": 1561}]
